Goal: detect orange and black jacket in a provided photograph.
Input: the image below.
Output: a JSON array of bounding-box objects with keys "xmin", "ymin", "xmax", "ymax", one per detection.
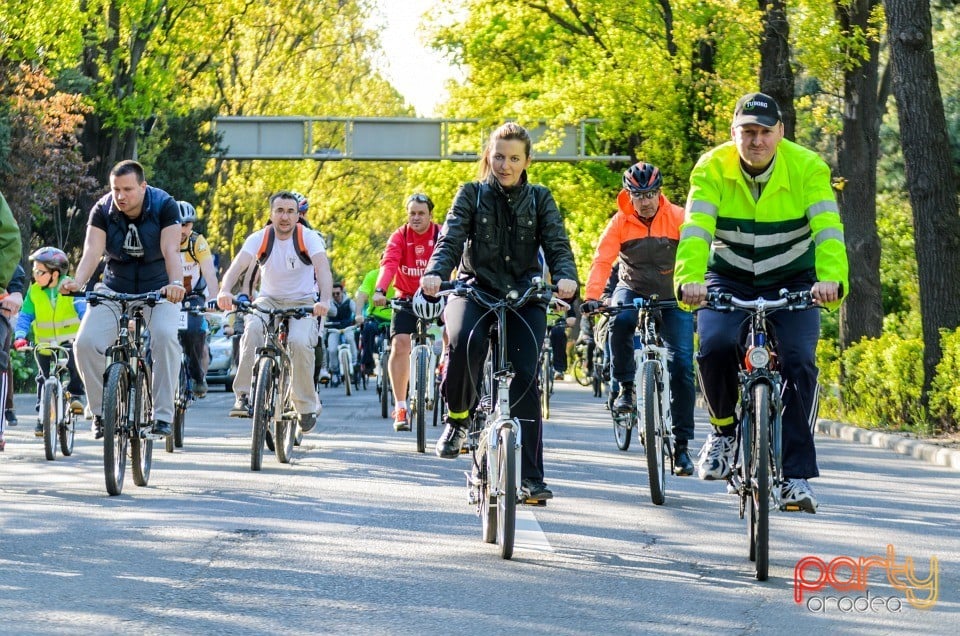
[{"xmin": 585, "ymin": 190, "xmax": 684, "ymax": 301}]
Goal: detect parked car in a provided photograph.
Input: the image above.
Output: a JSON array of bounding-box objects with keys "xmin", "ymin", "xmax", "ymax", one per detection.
[{"xmin": 205, "ymin": 314, "xmax": 237, "ymax": 392}]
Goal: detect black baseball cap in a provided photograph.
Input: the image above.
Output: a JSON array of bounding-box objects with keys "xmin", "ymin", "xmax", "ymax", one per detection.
[{"xmin": 733, "ymin": 92, "xmax": 781, "ymax": 128}]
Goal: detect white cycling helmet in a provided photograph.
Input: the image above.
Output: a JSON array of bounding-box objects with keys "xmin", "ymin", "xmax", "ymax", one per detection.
[{"xmin": 412, "ymin": 288, "xmax": 445, "ymax": 320}]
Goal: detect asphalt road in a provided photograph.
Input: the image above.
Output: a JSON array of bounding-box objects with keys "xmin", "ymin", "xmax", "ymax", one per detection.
[{"xmin": 1, "ymin": 380, "xmax": 956, "ymax": 635}]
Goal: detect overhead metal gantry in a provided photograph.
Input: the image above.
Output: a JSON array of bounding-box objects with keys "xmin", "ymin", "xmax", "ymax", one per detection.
[{"xmin": 212, "ymin": 116, "xmax": 630, "ymax": 163}]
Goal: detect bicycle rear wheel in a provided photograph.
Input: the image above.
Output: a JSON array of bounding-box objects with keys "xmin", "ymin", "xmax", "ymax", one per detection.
[
  {"xmin": 750, "ymin": 383, "xmax": 771, "ymax": 580},
  {"xmin": 613, "ymin": 411, "xmax": 632, "ymax": 451},
  {"xmin": 496, "ymin": 426, "xmax": 517, "ymax": 560},
  {"xmin": 275, "ymin": 370, "xmax": 295, "ymax": 464},
  {"xmin": 414, "ymin": 348, "xmax": 428, "ymax": 453},
  {"xmin": 102, "ymin": 363, "xmax": 129, "ymax": 496},
  {"xmin": 340, "ymin": 348, "xmax": 352, "ymax": 396},
  {"xmin": 131, "ymin": 370, "xmax": 153, "ymax": 487},
  {"xmin": 640, "ymin": 361, "xmax": 666, "ymax": 505},
  {"xmin": 540, "ymin": 350, "xmax": 551, "ymax": 421},
  {"xmin": 59, "ymin": 402, "xmax": 76, "ymax": 457},
  {"xmin": 41, "ymin": 379, "xmax": 58, "ymax": 461},
  {"xmin": 167, "ymin": 361, "xmax": 188, "ymax": 453},
  {"xmin": 251, "ymin": 357, "xmax": 275, "ymax": 471}
]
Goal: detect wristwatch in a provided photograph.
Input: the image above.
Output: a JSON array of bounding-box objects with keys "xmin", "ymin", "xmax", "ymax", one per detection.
[
  {"xmin": 170, "ymin": 280, "xmax": 183, "ymax": 287},
  {"xmin": 375, "ymin": 287, "xmax": 386, "ymax": 295}
]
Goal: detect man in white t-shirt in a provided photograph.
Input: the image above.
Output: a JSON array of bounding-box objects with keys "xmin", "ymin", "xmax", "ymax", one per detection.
[{"xmin": 217, "ymin": 191, "xmax": 333, "ymax": 433}]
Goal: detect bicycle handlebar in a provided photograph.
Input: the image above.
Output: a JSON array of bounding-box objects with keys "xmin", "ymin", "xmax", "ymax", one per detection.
[
  {"xmin": 436, "ymin": 277, "xmax": 557, "ymax": 310},
  {"xmin": 233, "ymin": 300, "xmax": 315, "ymax": 320},
  {"xmin": 592, "ymin": 296, "xmax": 679, "ymax": 316},
  {"xmin": 701, "ymin": 289, "xmax": 817, "ymax": 314},
  {"xmin": 79, "ymin": 289, "xmax": 165, "ymax": 306}
]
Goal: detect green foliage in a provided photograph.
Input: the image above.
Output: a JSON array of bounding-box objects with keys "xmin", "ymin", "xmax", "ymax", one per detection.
[
  {"xmin": 929, "ymin": 328, "xmax": 960, "ymax": 432},
  {"xmin": 10, "ymin": 348, "xmax": 37, "ymax": 393},
  {"xmin": 839, "ymin": 333, "xmax": 927, "ymax": 431},
  {"xmin": 876, "ymin": 193, "xmax": 921, "ymax": 338}
]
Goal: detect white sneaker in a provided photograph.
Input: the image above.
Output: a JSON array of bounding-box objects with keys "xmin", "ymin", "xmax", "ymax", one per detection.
[
  {"xmin": 781, "ymin": 478, "xmax": 818, "ymax": 513},
  {"xmin": 696, "ymin": 432, "xmax": 736, "ymax": 480}
]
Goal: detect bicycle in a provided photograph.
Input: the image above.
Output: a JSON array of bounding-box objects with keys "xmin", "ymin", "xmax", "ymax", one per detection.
[
  {"xmin": 571, "ymin": 334, "xmax": 594, "ymax": 388},
  {"xmin": 700, "ymin": 288, "xmax": 820, "ymax": 581},
  {"xmin": 25, "ymin": 343, "xmax": 80, "ymax": 461},
  {"xmin": 391, "ymin": 298, "xmax": 441, "ymax": 453},
  {"xmin": 168, "ymin": 297, "xmax": 207, "ymax": 453},
  {"xmin": 441, "ymin": 278, "xmax": 555, "ymax": 560},
  {"xmin": 540, "ymin": 300, "xmax": 570, "ymax": 421},
  {"xmin": 236, "ymin": 300, "xmax": 315, "ymax": 470},
  {"xmin": 374, "ymin": 323, "xmax": 393, "ymax": 419},
  {"xmin": 592, "ymin": 312, "xmax": 613, "ymax": 403},
  {"xmin": 594, "ymin": 296, "xmax": 678, "ymax": 505},
  {"xmin": 328, "ymin": 324, "xmax": 358, "ymax": 396},
  {"xmin": 591, "ymin": 306, "xmax": 632, "ymax": 450},
  {"xmin": 85, "ymin": 289, "xmax": 164, "ymax": 496}
]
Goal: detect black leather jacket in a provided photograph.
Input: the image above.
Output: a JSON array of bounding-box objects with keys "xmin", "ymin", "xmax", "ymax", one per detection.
[{"xmin": 425, "ymin": 175, "xmax": 578, "ymax": 298}]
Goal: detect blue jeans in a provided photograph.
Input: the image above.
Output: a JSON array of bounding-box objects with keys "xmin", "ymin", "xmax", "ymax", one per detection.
[{"xmin": 610, "ymin": 288, "xmax": 696, "ymax": 444}]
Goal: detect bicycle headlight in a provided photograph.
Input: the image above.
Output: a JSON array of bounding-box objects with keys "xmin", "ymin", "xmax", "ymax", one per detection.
[{"xmin": 746, "ymin": 346, "xmax": 770, "ymax": 370}]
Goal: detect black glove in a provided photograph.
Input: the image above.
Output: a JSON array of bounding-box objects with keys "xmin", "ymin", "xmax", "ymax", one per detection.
[
  {"xmin": 582, "ymin": 300, "xmax": 602, "ymax": 315},
  {"xmin": 207, "ymin": 300, "xmax": 218, "ymax": 311}
]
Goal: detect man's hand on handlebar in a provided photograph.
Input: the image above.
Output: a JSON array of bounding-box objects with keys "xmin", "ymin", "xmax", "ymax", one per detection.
[
  {"xmin": 811, "ymin": 281, "xmax": 841, "ymax": 305},
  {"xmin": 420, "ymin": 274, "xmax": 442, "ymax": 297},
  {"xmin": 680, "ymin": 283, "xmax": 708, "ymax": 306},
  {"xmin": 162, "ymin": 282, "xmax": 186, "ymax": 304},
  {"xmin": 555, "ymin": 278, "xmax": 577, "ymax": 299}
]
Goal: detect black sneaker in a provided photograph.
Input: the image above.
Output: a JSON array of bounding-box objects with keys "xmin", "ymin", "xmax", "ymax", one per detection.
[
  {"xmin": 613, "ymin": 382, "xmax": 636, "ymax": 413},
  {"xmin": 521, "ymin": 478, "xmax": 554, "ymax": 501},
  {"xmin": 674, "ymin": 442, "xmax": 694, "ymax": 476},
  {"xmin": 92, "ymin": 417, "xmax": 104, "ymax": 440},
  {"xmin": 230, "ymin": 394, "xmax": 251, "ymax": 418},
  {"xmin": 4, "ymin": 409, "xmax": 16, "ymax": 427},
  {"xmin": 151, "ymin": 420, "xmax": 172, "ymax": 437},
  {"xmin": 435, "ymin": 419, "xmax": 468, "ymax": 458}
]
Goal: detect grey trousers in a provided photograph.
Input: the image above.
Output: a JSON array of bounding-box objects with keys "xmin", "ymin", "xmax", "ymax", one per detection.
[
  {"xmin": 235, "ymin": 296, "xmax": 320, "ymax": 415},
  {"xmin": 75, "ymin": 288, "xmax": 181, "ymax": 423}
]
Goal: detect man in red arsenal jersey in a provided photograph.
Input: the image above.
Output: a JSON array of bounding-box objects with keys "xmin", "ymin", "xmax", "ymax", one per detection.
[{"xmin": 373, "ymin": 193, "xmax": 442, "ymax": 431}]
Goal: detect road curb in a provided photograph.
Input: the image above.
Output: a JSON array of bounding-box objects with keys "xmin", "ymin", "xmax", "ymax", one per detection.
[{"xmin": 816, "ymin": 419, "xmax": 960, "ymax": 471}]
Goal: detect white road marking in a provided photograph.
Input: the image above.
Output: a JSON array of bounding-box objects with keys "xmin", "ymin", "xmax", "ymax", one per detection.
[{"xmin": 514, "ymin": 509, "xmax": 554, "ymax": 552}]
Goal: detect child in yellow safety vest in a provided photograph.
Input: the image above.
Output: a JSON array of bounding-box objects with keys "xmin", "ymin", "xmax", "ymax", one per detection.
[{"xmin": 13, "ymin": 247, "xmax": 87, "ymax": 436}]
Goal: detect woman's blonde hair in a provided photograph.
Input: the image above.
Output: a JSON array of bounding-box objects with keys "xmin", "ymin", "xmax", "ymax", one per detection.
[{"xmin": 478, "ymin": 122, "xmax": 532, "ymax": 181}]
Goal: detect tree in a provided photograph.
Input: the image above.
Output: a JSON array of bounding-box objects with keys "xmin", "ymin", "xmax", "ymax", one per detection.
[
  {"xmin": 886, "ymin": 0, "xmax": 960, "ymax": 415},
  {"xmin": 835, "ymin": 0, "xmax": 884, "ymax": 349}
]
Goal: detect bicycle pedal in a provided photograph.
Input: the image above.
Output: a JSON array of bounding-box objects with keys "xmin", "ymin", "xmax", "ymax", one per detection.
[
  {"xmin": 522, "ymin": 498, "xmax": 547, "ymax": 507},
  {"xmin": 781, "ymin": 503, "xmax": 804, "ymax": 512}
]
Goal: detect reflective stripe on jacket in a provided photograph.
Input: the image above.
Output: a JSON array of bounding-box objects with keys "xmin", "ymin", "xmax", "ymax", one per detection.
[{"xmin": 674, "ymin": 139, "xmax": 848, "ymax": 305}]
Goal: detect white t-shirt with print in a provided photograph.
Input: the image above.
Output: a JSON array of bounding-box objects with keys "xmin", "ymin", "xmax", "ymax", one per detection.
[{"xmin": 240, "ymin": 226, "xmax": 326, "ymax": 301}]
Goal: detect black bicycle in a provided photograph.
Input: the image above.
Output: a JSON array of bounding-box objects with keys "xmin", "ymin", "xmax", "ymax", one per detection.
[
  {"xmin": 236, "ymin": 301, "xmax": 315, "ymax": 470},
  {"xmin": 700, "ymin": 289, "xmax": 821, "ymax": 581},
  {"xmin": 85, "ymin": 289, "xmax": 164, "ymax": 496},
  {"xmin": 167, "ymin": 297, "xmax": 207, "ymax": 453}
]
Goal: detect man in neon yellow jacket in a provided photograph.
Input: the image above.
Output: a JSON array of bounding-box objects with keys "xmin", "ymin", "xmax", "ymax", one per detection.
[{"xmin": 675, "ymin": 92, "xmax": 848, "ymax": 513}]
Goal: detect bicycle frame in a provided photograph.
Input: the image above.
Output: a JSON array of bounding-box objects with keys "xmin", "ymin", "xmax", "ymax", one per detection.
[{"xmin": 633, "ymin": 299, "xmax": 675, "ymax": 453}]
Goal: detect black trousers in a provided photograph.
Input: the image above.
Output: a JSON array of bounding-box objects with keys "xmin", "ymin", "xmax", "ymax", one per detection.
[
  {"xmin": 443, "ymin": 295, "xmax": 547, "ymax": 482},
  {"xmin": 549, "ymin": 322, "xmax": 568, "ymax": 372}
]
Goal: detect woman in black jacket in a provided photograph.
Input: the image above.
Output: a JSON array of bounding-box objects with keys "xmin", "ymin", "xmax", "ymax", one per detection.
[{"xmin": 421, "ymin": 122, "xmax": 578, "ymax": 500}]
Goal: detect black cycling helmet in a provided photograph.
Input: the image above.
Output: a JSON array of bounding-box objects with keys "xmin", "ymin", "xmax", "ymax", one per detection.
[
  {"xmin": 622, "ymin": 162, "xmax": 662, "ymax": 194},
  {"xmin": 291, "ymin": 191, "xmax": 309, "ymax": 215},
  {"xmin": 29, "ymin": 246, "xmax": 70, "ymax": 274},
  {"xmin": 178, "ymin": 200, "xmax": 198, "ymax": 224}
]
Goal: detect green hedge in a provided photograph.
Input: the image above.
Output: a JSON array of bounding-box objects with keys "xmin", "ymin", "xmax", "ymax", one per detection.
[
  {"xmin": 816, "ymin": 328, "xmax": 960, "ymax": 435},
  {"xmin": 10, "ymin": 349, "xmax": 38, "ymax": 393}
]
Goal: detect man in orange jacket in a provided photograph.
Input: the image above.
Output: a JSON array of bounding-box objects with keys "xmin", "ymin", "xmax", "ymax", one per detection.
[{"xmin": 582, "ymin": 162, "xmax": 696, "ymax": 475}]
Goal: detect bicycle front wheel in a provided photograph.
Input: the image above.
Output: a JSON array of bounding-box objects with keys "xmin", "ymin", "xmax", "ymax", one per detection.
[
  {"xmin": 479, "ymin": 443, "xmax": 496, "ymax": 544},
  {"xmin": 102, "ymin": 363, "xmax": 129, "ymax": 496},
  {"xmin": 641, "ymin": 362, "xmax": 666, "ymax": 505},
  {"xmin": 40, "ymin": 379, "xmax": 59, "ymax": 461},
  {"xmin": 751, "ymin": 383, "xmax": 771, "ymax": 581},
  {"xmin": 251, "ymin": 357, "xmax": 274, "ymax": 471},
  {"xmin": 613, "ymin": 411, "xmax": 632, "ymax": 451},
  {"xmin": 572, "ymin": 350, "xmax": 591, "ymax": 387},
  {"xmin": 131, "ymin": 370, "xmax": 153, "ymax": 487},
  {"xmin": 379, "ymin": 352, "xmax": 390, "ymax": 419},
  {"xmin": 496, "ymin": 426, "xmax": 517, "ymax": 560},
  {"xmin": 414, "ymin": 348, "xmax": 428, "ymax": 453},
  {"xmin": 59, "ymin": 399, "xmax": 76, "ymax": 457}
]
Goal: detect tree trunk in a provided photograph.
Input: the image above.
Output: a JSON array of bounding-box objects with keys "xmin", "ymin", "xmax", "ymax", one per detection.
[
  {"xmin": 886, "ymin": 0, "xmax": 960, "ymax": 421},
  {"xmin": 758, "ymin": 0, "xmax": 795, "ymax": 140},
  {"xmin": 836, "ymin": 0, "xmax": 884, "ymax": 349}
]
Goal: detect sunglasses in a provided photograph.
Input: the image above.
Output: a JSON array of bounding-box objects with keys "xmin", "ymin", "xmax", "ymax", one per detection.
[
  {"xmin": 33, "ymin": 268, "xmax": 52, "ymax": 277},
  {"xmin": 406, "ymin": 193, "xmax": 433, "ymax": 207},
  {"xmin": 628, "ymin": 190, "xmax": 660, "ymax": 200}
]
